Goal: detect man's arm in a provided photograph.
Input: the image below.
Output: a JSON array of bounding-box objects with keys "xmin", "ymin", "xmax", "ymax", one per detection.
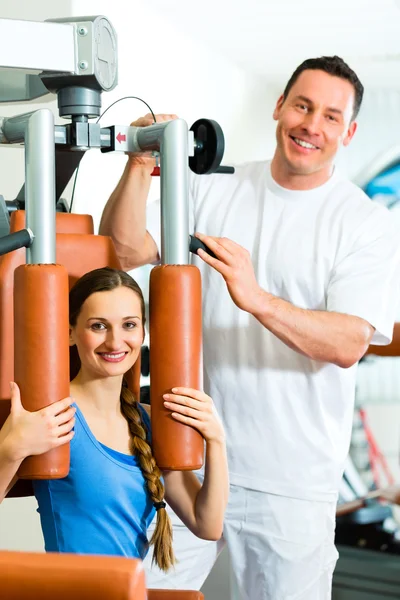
[
  {"xmin": 251, "ymin": 292, "xmax": 373, "ymax": 368},
  {"xmin": 99, "ymin": 113, "xmax": 177, "ymax": 270},
  {"xmin": 99, "ymin": 159, "xmax": 158, "ymax": 270},
  {"xmin": 195, "ymin": 233, "xmax": 374, "ymax": 368}
]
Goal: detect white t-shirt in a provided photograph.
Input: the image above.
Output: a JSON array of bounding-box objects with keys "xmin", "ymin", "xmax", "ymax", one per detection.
[{"xmin": 146, "ymin": 161, "xmax": 400, "ymax": 502}]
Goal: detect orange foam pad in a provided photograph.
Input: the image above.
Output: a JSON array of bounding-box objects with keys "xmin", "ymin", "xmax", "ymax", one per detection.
[
  {"xmin": 149, "ymin": 265, "xmax": 204, "ymax": 470},
  {"xmin": 14, "ymin": 264, "xmax": 70, "ymax": 480},
  {"xmin": 10, "ymin": 210, "xmax": 94, "ymax": 234},
  {"xmin": 0, "ymin": 551, "xmax": 146, "ymax": 600}
]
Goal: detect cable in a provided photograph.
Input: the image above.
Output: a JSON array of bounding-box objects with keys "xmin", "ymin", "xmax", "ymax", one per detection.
[{"xmin": 69, "ymin": 96, "xmax": 156, "ymax": 213}]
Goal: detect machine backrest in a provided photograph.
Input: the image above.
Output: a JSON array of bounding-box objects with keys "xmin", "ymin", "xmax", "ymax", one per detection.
[
  {"xmin": 0, "ymin": 211, "xmax": 141, "ymax": 497},
  {"xmin": 10, "ymin": 210, "xmax": 95, "ymax": 234},
  {"xmin": 0, "ymin": 551, "xmax": 146, "ymax": 600}
]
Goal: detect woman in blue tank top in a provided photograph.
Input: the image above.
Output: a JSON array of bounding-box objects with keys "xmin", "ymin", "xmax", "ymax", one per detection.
[{"xmin": 0, "ymin": 267, "xmax": 228, "ymax": 572}]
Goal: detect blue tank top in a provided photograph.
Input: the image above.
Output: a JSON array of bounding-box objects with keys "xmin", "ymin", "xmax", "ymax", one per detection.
[{"xmin": 33, "ymin": 403, "xmax": 156, "ymax": 558}]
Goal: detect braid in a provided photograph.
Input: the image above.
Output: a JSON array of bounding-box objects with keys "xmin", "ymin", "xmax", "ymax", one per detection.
[{"xmin": 120, "ymin": 385, "xmax": 175, "ymax": 571}]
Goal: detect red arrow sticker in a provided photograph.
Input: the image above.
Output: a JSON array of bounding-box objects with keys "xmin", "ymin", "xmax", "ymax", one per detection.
[{"xmin": 116, "ymin": 132, "xmax": 126, "ymax": 144}]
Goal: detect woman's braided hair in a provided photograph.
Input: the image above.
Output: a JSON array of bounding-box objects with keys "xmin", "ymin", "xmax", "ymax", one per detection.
[{"xmin": 69, "ymin": 267, "xmax": 175, "ymax": 571}]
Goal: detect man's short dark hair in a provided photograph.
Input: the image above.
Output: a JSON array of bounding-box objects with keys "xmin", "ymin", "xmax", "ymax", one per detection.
[{"xmin": 282, "ymin": 56, "xmax": 364, "ymax": 121}]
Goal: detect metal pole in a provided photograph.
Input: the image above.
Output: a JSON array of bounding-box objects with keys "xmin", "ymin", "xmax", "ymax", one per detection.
[
  {"xmin": 25, "ymin": 110, "xmax": 56, "ymax": 263},
  {"xmin": 135, "ymin": 119, "xmax": 190, "ymax": 265},
  {"xmin": 160, "ymin": 119, "xmax": 189, "ymax": 265}
]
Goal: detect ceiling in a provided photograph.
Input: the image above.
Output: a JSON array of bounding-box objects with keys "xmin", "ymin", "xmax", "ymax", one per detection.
[{"xmin": 150, "ymin": 0, "xmax": 400, "ymax": 88}]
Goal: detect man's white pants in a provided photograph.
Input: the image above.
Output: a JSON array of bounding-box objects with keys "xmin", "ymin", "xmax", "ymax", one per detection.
[{"xmin": 143, "ymin": 485, "xmax": 339, "ymax": 600}]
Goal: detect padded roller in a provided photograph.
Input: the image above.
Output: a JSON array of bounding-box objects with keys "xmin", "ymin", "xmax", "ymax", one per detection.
[
  {"xmin": 0, "ymin": 551, "xmax": 146, "ymax": 600},
  {"xmin": 149, "ymin": 265, "xmax": 204, "ymax": 470},
  {"xmin": 14, "ymin": 264, "xmax": 70, "ymax": 479}
]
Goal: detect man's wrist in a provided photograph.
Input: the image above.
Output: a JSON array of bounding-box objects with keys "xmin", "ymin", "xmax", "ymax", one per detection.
[
  {"xmin": 250, "ymin": 288, "xmax": 273, "ymax": 321},
  {"xmin": 126, "ymin": 156, "xmax": 155, "ymax": 174}
]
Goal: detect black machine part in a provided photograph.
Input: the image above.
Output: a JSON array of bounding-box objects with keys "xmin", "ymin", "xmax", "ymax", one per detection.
[
  {"xmin": 189, "ymin": 234, "xmax": 217, "ymax": 259},
  {"xmin": 190, "ymin": 118, "xmax": 231, "ymax": 175},
  {"xmin": 0, "ymin": 228, "xmax": 33, "ymax": 256},
  {"xmin": 141, "ymin": 346, "xmax": 150, "ymax": 378}
]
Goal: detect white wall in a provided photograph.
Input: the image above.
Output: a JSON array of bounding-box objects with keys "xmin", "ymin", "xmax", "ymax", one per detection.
[
  {"xmin": 336, "ymin": 88, "xmax": 400, "ymax": 181},
  {"xmin": 0, "ymin": 0, "xmax": 77, "ymax": 201},
  {"xmin": 70, "ymin": 0, "xmax": 276, "ymax": 233}
]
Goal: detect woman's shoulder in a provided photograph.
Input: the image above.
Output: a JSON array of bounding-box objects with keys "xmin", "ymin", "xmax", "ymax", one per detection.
[{"xmin": 139, "ymin": 403, "xmax": 151, "ymax": 419}]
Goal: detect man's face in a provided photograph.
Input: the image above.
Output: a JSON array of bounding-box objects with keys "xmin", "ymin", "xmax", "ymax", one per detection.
[{"xmin": 273, "ymin": 69, "xmax": 357, "ymax": 179}]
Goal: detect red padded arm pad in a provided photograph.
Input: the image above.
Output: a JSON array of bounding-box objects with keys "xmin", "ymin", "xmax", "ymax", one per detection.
[
  {"xmin": 149, "ymin": 265, "xmax": 204, "ymax": 470},
  {"xmin": 14, "ymin": 264, "xmax": 70, "ymax": 479}
]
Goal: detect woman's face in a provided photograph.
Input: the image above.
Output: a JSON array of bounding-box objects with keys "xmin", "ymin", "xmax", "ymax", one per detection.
[{"xmin": 70, "ymin": 286, "xmax": 144, "ymax": 379}]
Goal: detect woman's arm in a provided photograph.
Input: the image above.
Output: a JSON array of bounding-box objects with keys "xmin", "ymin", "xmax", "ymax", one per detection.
[
  {"xmin": 0, "ymin": 383, "xmax": 76, "ymax": 502},
  {"xmin": 0, "ymin": 447, "xmax": 22, "ymax": 502},
  {"xmin": 162, "ymin": 388, "xmax": 228, "ymax": 540}
]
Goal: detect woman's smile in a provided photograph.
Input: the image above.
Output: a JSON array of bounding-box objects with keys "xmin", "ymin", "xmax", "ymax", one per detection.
[{"xmin": 97, "ymin": 351, "xmax": 128, "ymax": 363}]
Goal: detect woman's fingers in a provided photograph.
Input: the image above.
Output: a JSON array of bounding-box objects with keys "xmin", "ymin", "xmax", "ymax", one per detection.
[
  {"xmin": 54, "ymin": 419, "xmax": 75, "ymax": 438},
  {"xmin": 164, "ymin": 393, "xmax": 212, "ymax": 414},
  {"xmin": 168, "ymin": 387, "xmax": 211, "ymax": 402},
  {"xmin": 53, "ymin": 406, "xmax": 76, "ymax": 426},
  {"xmin": 164, "ymin": 394, "xmax": 202, "ymax": 410},
  {"xmin": 164, "ymin": 388, "xmax": 225, "ymax": 443},
  {"xmin": 54, "ymin": 429, "xmax": 75, "ymax": 446},
  {"xmin": 43, "ymin": 397, "xmax": 75, "ymax": 418},
  {"xmin": 163, "ymin": 387, "xmax": 219, "ymax": 441},
  {"xmin": 164, "ymin": 401, "xmax": 207, "ymax": 420},
  {"xmin": 169, "ymin": 413, "xmax": 206, "ymax": 428}
]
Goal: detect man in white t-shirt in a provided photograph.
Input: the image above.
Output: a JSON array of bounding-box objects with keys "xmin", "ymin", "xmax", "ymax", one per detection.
[{"xmin": 99, "ymin": 56, "xmax": 400, "ymax": 599}]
